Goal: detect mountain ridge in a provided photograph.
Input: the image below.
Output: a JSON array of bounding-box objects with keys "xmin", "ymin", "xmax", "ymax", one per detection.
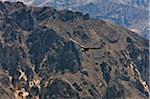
[{"xmin": 0, "ymin": 0, "xmax": 149, "ymax": 39}]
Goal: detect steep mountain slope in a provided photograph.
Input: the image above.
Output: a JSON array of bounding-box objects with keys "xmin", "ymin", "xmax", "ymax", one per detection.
[
  {"xmin": 31, "ymin": 0, "xmax": 150, "ymax": 39},
  {"xmin": 0, "ymin": 1, "xmax": 149, "ymax": 99},
  {"xmin": 0, "ymin": 67, "xmax": 15, "ymax": 99},
  {"xmin": 1, "ymin": 0, "xmax": 149, "ymax": 39}
]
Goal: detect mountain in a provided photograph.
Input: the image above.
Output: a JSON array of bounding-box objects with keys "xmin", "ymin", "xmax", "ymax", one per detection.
[
  {"xmin": 1, "ymin": 0, "xmax": 149, "ymax": 39},
  {"xmin": 31, "ymin": 0, "xmax": 150, "ymax": 39},
  {"xmin": 0, "ymin": 1, "xmax": 149, "ymax": 99}
]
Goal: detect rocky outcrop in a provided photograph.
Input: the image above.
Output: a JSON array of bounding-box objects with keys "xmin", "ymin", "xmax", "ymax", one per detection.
[{"xmin": 0, "ymin": 67, "xmax": 15, "ymax": 99}]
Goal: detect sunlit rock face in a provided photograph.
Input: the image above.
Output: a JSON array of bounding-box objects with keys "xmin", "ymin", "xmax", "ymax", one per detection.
[{"xmin": 0, "ymin": 2, "xmax": 149, "ymax": 99}]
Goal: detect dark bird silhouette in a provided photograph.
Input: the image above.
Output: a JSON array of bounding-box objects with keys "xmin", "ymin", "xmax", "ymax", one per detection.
[{"xmin": 69, "ymin": 38, "xmax": 101, "ymax": 52}]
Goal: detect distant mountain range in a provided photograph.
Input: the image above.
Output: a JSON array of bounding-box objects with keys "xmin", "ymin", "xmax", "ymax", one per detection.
[{"xmin": 1, "ymin": 0, "xmax": 149, "ymax": 39}]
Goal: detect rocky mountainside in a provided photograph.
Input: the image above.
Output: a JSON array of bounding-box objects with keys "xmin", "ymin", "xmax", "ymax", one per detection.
[
  {"xmin": 0, "ymin": 1, "xmax": 149, "ymax": 99},
  {"xmin": 32, "ymin": 0, "xmax": 150, "ymax": 39},
  {"xmin": 1, "ymin": 0, "xmax": 149, "ymax": 39}
]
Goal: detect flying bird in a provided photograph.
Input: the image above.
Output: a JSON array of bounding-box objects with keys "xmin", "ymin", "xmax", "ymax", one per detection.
[{"xmin": 69, "ymin": 38, "xmax": 100, "ymax": 52}]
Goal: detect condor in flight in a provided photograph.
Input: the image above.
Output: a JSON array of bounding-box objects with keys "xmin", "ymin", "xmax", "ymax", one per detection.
[{"xmin": 69, "ymin": 38, "xmax": 101, "ymax": 52}]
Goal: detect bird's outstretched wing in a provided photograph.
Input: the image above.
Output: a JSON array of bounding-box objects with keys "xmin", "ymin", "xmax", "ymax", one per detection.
[
  {"xmin": 69, "ymin": 38, "xmax": 86, "ymax": 48},
  {"xmin": 69, "ymin": 38, "xmax": 101, "ymax": 52}
]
